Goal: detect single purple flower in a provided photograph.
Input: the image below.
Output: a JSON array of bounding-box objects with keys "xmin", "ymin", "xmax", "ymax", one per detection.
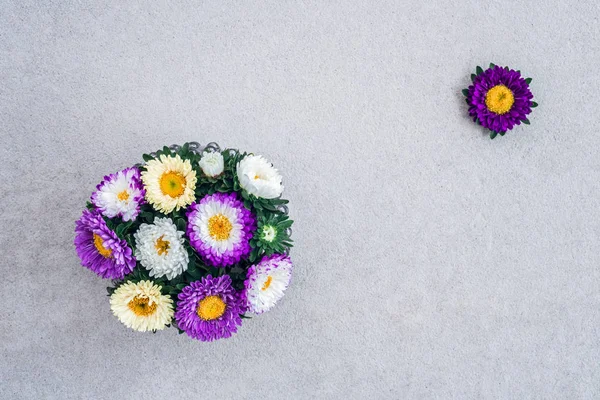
[
  {"xmin": 175, "ymin": 275, "xmax": 245, "ymax": 342},
  {"xmin": 74, "ymin": 209, "xmax": 136, "ymax": 279},
  {"xmin": 465, "ymin": 65, "xmax": 536, "ymax": 138}
]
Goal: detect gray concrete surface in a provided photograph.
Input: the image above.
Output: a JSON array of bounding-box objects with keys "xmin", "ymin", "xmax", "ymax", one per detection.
[{"xmin": 1, "ymin": 1, "xmax": 600, "ymax": 398}]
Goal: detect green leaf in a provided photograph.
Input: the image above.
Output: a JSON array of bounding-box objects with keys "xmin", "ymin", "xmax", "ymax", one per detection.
[
  {"xmin": 142, "ymin": 154, "xmax": 154, "ymax": 162},
  {"xmin": 531, "ymin": 101, "xmax": 538, "ymax": 108},
  {"xmin": 175, "ymin": 218, "xmax": 186, "ymax": 232},
  {"xmin": 141, "ymin": 212, "xmax": 154, "ymax": 223},
  {"xmin": 269, "ymin": 198, "xmax": 289, "ymax": 205},
  {"xmin": 277, "ymin": 220, "xmax": 293, "ymax": 229},
  {"xmin": 490, "ymin": 131, "xmax": 498, "ymax": 139},
  {"xmin": 489, "ymin": 63, "xmax": 495, "ymax": 68},
  {"xmin": 499, "ymin": 131, "xmax": 505, "ymax": 136},
  {"xmin": 525, "ymin": 78, "xmax": 532, "ymax": 84},
  {"xmin": 461, "ymin": 89, "xmax": 469, "ymax": 97},
  {"xmin": 115, "ymin": 224, "xmax": 126, "ymax": 237},
  {"xmin": 471, "ymin": 74, "xmax": 476, "ymax": 82},
  {"xmin": 186, "ymin": 268, "xmax": 204, "ymax": 279},
  {"xmin": 476, "ymin": 66, "xmax": 483, "ymax": 75},
  {"xmin": 522, "ymin": 118, "xmax": 530, "ymax": 125},
  {"xmin": 260, "ymin": 202, "xmax": 280, "ymax": 212}
]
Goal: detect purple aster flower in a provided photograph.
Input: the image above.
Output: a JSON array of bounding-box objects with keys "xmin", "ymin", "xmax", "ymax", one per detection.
[
  {"xmin": 74, "ymin": 209, "xmax": 136, "ymax": 279},
  {"xmin": 186, "ymin": 192, "xmax": 255, "ymax": 267},
  {"xmin": 91, "ymin": 167, "xmax": 145, "ymax": 222},
  {"xmin": 244, "ymin": 254, "xmax": 293, "ymax": 314},
  {"xmin": 174, "ymin": 275, "xmax": 244, "ymax": 342},
  {"xmin": 465, "ymin": 65, "xmax": 536, "ymax": 138}
]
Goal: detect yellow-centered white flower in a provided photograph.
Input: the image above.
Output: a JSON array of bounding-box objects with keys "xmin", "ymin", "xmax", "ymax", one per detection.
[
  {"xmin": 198, "ymin": 151, "xmax": 224, "ymax": 177},
  {"xmin": 245, "ymin": 255, "xmax": 293, "ymax": 314},
  {"xmin": 236, "ymin": 155, "xmax": 283, "ymax": 199},
  {"xmin": 134, "ymin": 217, "xmax": 189, "ymax": 280},
  {"xmin": 110, "ymin": 280, "xmax": 173, "ymax": 332},
  {"xmin": 141, "ymin": 154, "xmax": 197, "ymax": 214}
]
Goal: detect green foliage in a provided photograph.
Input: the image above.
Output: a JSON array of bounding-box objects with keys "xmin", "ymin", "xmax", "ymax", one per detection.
[{"xmin": 248, "ymin": 213, "xmax": 294, "ymax": 262}]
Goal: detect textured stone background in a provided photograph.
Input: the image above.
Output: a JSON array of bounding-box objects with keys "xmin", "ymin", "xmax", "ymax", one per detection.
[{"xmin": 1, "ymin": 1, "xmax": 599, "ymax": 398}]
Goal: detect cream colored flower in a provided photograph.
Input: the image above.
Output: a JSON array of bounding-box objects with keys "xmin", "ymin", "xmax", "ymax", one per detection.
[
  {"xmin": 141, "ymin": 154, "xmax": 197, "ymax": 213},
  {"xmin": 110, "ymin": 280, "xmax": 174, "ymax": 332}
]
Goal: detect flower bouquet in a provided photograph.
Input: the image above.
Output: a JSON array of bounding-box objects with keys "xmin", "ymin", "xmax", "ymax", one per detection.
[{"xmin": 75, "ymin": 142, "xmax": 293, "ymax": 341}]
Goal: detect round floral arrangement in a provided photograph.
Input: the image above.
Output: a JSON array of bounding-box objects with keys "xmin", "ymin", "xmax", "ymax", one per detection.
[
  {"xmin": 463, "ymin": 63, "xmax": 538, "ymax": 139},
  {"xmin": 74, "ymin": 142, "xmax": 294, "ymax": 342}
]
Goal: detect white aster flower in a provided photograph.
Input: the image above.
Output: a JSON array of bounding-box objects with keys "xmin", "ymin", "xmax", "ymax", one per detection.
[
  {"xmin": 134, "ymin": 217, "xmax": 189, "ymax": 280},
  {"xmin": 244, "ymin": 254, "xmax": 293, "ymax": 314},
  {"xmin": 141, "ymin": 154, "xmax": 197, "ymax": 214},
  {"xmin": 236, "ymin": 155, "xmax": 283, "ymax": 199},
  {"xmin": 198, "ymin": 151, "xmax": 224, "ymax": 177},
  {"xmin": 110, "ymin": 280, "xmax": 174, "ymax": 332}
]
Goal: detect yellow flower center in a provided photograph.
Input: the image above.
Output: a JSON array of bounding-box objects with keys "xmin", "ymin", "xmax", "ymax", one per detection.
[
  {"xmin": 197, "ymin": 295, "xmax": 226, "ymax": 320},
  {"xmin": 117, "ymin": 190, "xmax": 129, "ymax": 201},
  {"xmin": 159, "ymin": 171, "xmax": 186, "ymax": 198},
  {"xmin": 208, "ymin": 214, "xmax": 233, "ymax": 241},
  {"xmin": 261, "ymin": 276, "xmax": 273, "ymax": 291},
  {"xmin": 127, "ymin": 296, "xmax": 158, "ymax": 317},
  {"xmin": 155, "ymin": 235, "xmax": 170, "ymax": 256},
  {"xmin": 254, "ymin": 174, "xmax": 261, "ymax": 180},
  {"xmin": 93, "ymin": 233, "xmax": 112, "ymax": 258},
  {"xmin": 485, "ymin": 85, "xmax": 515, "ymax": 115}
]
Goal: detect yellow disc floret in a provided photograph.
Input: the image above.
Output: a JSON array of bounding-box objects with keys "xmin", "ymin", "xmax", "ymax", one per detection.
[
  {"xmin": 485, "ymin": 85, "xmax": 515, "ymax": 115},
  {"xmin": 117, "ymin": 190, "xmax": 130, "ymax": 201},
  {"xmin": 154, "ymin": 235, "xmax": 170, "ymax": 256},
  {"xmin": 197, "ymin": 295, "xmax": 226, "ymax": 320},
  {"xmin": 261, "ymin": 276, "xmax": 273, "ymax": 291},
  {"xmin": 93, "ymin": 233, "xmax": 113, "ymax": 258},
  {"xmin": 208, "ymin": 214, "xmax": 233, "ymax": 241},
  {"xmin": 159, "ymin": 171, "xmax": 187, "ymax": 198},
  {"xmin": 127, "ymin": 296, "xmax": 158, "ymax": 317}
]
